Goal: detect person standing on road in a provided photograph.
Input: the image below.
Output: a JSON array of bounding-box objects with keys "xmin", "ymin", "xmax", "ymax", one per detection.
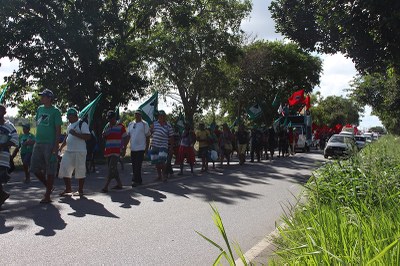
[
  {"xmin": 149, "ymin": 110, "xmax": 174, "ymax": 181},
  {"xmin": 236, "ymin": 124, "xmax": 249, "ymax": 165},
  {"xmin": 0, "ymin": 105, "xmax": 19, "ymax": 208},
  {"xmin": 176, "ymin": 122, "xmax": 196, "ymax": 175},
  {"xmin": 124, "ymin": 109, "xmax": 150, "ymax": 187},
  {"xmin": 101, "ymin": 110, "xmax": 127, "ymax": 192},
  {"xmin": 30, "ymin": 89, "xmax": 62, "ymax": 203},
  {"xmin": 11, "ymin": 123, "xmax": 35, "ymax": 183},
  {"xmin": 195, "ymin": 122, "xmax": 210, "ymax": 172},
  {"xmin": 58, "ymin": 107, "xmax": 91, "ymax": 196}
]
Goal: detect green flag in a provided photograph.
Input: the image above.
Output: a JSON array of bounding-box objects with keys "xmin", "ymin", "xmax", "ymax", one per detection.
[
  {"xmin": 79, "ymin": 93, "xmax": 102, "ymax": 127},
  {"xmin": 0, "ymin": 84, "xmax": 9, "ymax": 103},
  {"xmin": 139, "ymin": 91, "xmax": 158, "ymax": 125},
  {"xmin": 115, "ymin": 106, "xmax": 120, "ymax": 121},
  {"xmin": 247, "ymin": 103, "xmax": 262, "ymax": 120}
]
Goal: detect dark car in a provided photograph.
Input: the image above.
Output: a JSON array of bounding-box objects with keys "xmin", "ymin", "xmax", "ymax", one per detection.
[{"xmin": 324, "ymin": 134, "xmax": 357, "ymax": 159}]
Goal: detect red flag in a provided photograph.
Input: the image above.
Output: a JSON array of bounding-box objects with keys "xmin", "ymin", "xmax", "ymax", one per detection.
[
  {"xmin": 288, "ymin": 89, "xmax": 305, "ymax": 106},
  {"xmin": 305, "ymin": 95, "xmax": 311, "ymax": 110}
]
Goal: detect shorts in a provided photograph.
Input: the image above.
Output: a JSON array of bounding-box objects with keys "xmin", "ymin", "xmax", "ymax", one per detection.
[
  {"xmin": 21, "ymin": 153, "xmax": 32, "ymax": 166},
  {"xmin": 198, "ymin": 147, "xmax": 208, "ymax": 159},
  {"xmin": 30, "ymin": 143, "xmax": 58, "ymax": 176},
  {"xmin": 58, "ymin": 151, "xmax": 87, "ymax": 179},
  {"xmin": 150, "ymin": 147, "xmax": 168, "ymax": 165},
  {"xmin": 175, "ymin": 146, "xmax": 195, "ymax": 165}
]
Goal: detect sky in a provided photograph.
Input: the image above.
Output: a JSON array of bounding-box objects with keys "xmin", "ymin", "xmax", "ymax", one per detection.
[{"xmin": 0, "ymin": 0, "xmax": 382, "ymax": 129}]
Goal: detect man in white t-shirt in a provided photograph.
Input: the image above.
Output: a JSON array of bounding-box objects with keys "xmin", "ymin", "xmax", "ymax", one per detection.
[
  {"xmin": 58, "ymin": 107, "xmax": 91, "ymax": 196},
  {"xmin": 124, "ymin": 109, "xmax": 150, "ymax": 187}
]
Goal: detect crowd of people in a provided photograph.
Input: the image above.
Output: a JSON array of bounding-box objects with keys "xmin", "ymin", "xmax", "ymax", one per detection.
[{"xmin": 0, "ymin": 89, "xmax": 302, "ymax": 208}]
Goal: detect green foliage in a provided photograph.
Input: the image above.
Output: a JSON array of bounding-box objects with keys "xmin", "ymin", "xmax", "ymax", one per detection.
[
  {"xmin": 221, "ymin": 40, "xmax": 322, "ymax": 126},
  {"xmin": 146, "ymin": 0, "xmax": 252, "ymax": 123},
  {"xmin": 350, "ymin": 71, "xmax": 399, "ymax": 134},
  {"xmin": 0, "ymin": 0, "xmax": 150, "ymax": 112},
  {"xmin": 311, "ymin": 95, "xmax": 363, "ymax": 127},
  {"xmin": 269, "ymin": 0, "xmax": 400, "ymax": 74},
  {"xmin": 271, "ymin": 136, "xmax": 400, "ymax": 265},
  {"xmin": 196, "ymin": 204, "xmax": 251, "ymax": 266}
]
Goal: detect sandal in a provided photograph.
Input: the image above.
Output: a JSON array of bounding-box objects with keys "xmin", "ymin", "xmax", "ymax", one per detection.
[
  {"xmin": 72, "ymin": 191, "xmax": 84, "ymax": 197},
  {"xmin": 59, "ymin": 191, "xmax": 72, "ymax": 197}
]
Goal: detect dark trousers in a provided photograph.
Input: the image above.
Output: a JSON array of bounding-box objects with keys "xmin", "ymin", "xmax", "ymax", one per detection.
[{"xmin": 131, "ymin": 150, "xmax": 145, "ymax": 184}]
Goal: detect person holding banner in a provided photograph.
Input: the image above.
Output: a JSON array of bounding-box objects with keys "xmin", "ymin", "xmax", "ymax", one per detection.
[{"xmin": 30, "ymin": 89, "xmax": 62, "ymax": 203}]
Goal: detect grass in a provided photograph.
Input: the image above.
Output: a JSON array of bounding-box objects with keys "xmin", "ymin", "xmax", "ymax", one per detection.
[{"xmin": 269, "ymin": 135, "xmax": 400, "ymax": 265}]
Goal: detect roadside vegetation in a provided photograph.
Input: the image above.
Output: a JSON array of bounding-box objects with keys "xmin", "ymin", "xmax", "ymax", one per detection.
[{"xmin": 270, "ymin": 135, "xmax": 400, "ymax": 265}]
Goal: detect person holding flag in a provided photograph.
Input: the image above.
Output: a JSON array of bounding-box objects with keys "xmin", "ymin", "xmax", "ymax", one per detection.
[{"xmin": 58, "ymin": 107, "xmax": 91, "ymax": 197}]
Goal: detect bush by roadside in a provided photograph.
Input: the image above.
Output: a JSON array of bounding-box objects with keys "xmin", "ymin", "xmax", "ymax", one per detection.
[{"xmin": 270, "ymin": 135, "xmax": 400, "ymax": 265}]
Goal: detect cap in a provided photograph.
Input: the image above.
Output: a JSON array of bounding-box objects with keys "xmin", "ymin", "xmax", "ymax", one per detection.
[
  {"xmin": 106, "ymin": 110, "xmax": 116, "ymax": 119},
  {"xmin": 158, "ymin": 110, "xmax": 166, "ymax": 116},
  {"xmin": 22, "ymin": 123, "xmax": 31, "ymax": 129},
  {"xmin": 134, "ymin": 109, "xmax": 142, "ymax": 115},
  {"xmin": 38, "ymin": 89, "xmax": 54, "ymax": 98},
  {"xmin": 66, "ymin": 107, "xmax": 78, "ymax": 116}
]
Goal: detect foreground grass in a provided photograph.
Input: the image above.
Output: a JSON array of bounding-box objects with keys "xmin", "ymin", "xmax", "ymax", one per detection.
[{"xmin": 270, "ymin": 135, "xmax": 400, "ymax": 265}]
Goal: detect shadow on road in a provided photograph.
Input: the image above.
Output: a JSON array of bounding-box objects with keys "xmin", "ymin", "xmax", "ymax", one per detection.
[{"xmin": 59, "ymin": 196, "xmax": 120, "ymax": 217}]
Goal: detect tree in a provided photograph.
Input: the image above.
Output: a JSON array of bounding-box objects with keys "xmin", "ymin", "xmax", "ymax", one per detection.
[
  {"xmin": 311, "ymin": 95, "xmax": 363, "ymax": 128},
  {"xmin": 269, "ymin": 0, "xmax": 400, "ymax": 74},
  {"xmin": 350, "ymin": 71, "xmax": 400, "ymax": 135},
  {"xmin": 220, "ymin": 41, "xmax": 322, "ymax": 125},
  {"xmin": 0, "ymin": 0, "xmax": 151, "ymax": 115},
  {"xmin": 146, "ymin": 0, "xmax": 252, "ymax": 123}
]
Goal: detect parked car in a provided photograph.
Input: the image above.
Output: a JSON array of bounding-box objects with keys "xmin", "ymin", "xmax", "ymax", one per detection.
[
  {"xmin": 363, "ymin": 132, "xmax": 373, "ymax": 143},
  {"xmin": 354, "ymin": 135, "xmax": 367, "ymax": 149},
  {"xmin": 324, "ymin": 134, "xmax": 357, "ymax": 159}
]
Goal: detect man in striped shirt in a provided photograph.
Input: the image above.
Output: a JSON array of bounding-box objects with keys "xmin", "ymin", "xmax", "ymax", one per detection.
[
  {"xmin": 0, "ymin": 105, "xmax": 19, "ymax": 208},
  {"xmin": 150, "ymin": 110, "xmax": 174, "ymax": 182},
  {"xmin": 101, "ymin": 110, "xmax": 127, "ymax": 193}
]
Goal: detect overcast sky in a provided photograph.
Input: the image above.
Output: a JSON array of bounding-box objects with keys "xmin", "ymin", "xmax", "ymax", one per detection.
[{"xmin": 0, "ymin": 0, "xmax": 382, "ymax": 129}]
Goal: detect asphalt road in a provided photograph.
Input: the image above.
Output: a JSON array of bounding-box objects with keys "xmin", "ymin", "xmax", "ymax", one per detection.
[{"xmin": 0, "ymin": 150, "xmax": 325, "ymax": 265}]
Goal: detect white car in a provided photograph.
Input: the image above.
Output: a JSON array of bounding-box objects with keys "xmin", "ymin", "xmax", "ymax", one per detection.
[
  {"xmin": 354, "ymin": 135, "xmax": 367, "ymax": 149},
  {"xmin": 324, "ymin": 134, "xmax": 357, "ymax": 159}
]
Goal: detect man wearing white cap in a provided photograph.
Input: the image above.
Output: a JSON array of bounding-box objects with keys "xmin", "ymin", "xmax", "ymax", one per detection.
[{"xmin": 58, "ymin": 107, "xmax": 91, "ymax": 196}]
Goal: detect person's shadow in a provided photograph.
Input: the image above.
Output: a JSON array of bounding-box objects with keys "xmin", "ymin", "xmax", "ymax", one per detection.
[
  {"xmin": 33, "ymin": 204, "xmax": 67, "ymax": 236},
  {"xmin": 110, "ymin": 191, "xmax": 141, "ymax": 208},
  {"xmin": 133, "ymin": 188, "xmax": 167, "ymax": 203},
  {"xmin": 59, "ymin": 196, "xmax": 119, "ymax": 218}
]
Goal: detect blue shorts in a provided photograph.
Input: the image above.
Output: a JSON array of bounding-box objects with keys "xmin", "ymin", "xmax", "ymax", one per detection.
[{"xmin": 150, "ymin": 147, "xmax": 168, "ymax": 165}]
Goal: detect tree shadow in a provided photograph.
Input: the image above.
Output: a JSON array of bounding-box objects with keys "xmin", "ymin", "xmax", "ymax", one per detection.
[{"xmin": 59, "ymin": 196, "xmax": 119, "ymax": 218}]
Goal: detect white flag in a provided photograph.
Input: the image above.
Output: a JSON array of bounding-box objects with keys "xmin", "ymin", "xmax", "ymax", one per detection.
[{"xmin": 139, "ymin": 92, "xmax": 158, "ymax": 125}]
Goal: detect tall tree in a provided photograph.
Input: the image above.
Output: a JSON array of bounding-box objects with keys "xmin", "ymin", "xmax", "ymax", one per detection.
[
  {"xmin": 312, "ymin": 95, "xmax": 363, "ymax": 128},
  {"xmin": 269, "ymin": 0, "xmax": 400, "ymax": 74},
  {"xmin": 221, "ymin": 41, "xmax": 322, "ymax": 125},
  {"xmin": 0, "ymin": 0, "xmax": 152, "ymax": 114},
  {"xmin": 350, "ymin": 70, "xmax": 400, "ymax": 134},
  {"xmin": 146, "ymin": 0, "xmax": 252, "ymax": 123}
]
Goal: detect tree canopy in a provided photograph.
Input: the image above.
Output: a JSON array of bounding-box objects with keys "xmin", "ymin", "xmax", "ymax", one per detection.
[
  {"xmin": 0, "ymin": 0, "xmax": 152, "ymax": 115},
  {"xmin": 311, "ymin": 95, "xmax": 363, "ymax": 128},
  {"xmin": 220, "ymin": 40, "xmax": 322, "ymax": 125},
  {"xmin": 269, "ymin": 0, "xmax": 400, "ymax": 74}
]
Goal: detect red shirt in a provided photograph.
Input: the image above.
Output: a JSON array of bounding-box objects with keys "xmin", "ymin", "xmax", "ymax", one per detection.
[{"xmin": 103, "ymin": 123, "xmax": 127, "ymax": 157}]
